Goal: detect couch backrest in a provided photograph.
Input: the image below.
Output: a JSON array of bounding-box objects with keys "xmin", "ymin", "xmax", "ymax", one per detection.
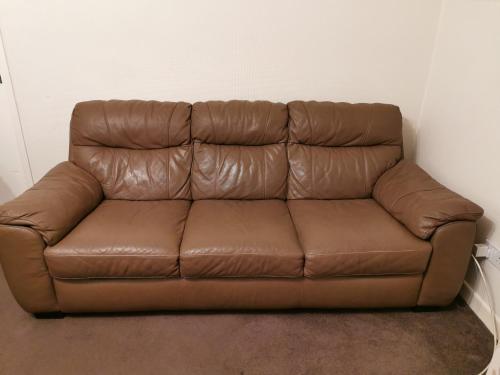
[
  {"xmin": 287, "ymin": 101, "xmax": 402, "ymax": 199},
  {"xmin": 69, "ymin": 100, "xmax": 192, "ymax": 200},
  {"xmin": 68, "ymin": 99, "xmax": 402, "ymax": 201},
  {"xmin": 191, "ymin": 101, "xmax": 288, "ymax": 199}
]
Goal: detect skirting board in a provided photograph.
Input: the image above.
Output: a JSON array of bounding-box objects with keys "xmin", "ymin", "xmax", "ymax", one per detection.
[{"xmin": 461, "ymin": 280, "xmax": 500, "ymax": 335}]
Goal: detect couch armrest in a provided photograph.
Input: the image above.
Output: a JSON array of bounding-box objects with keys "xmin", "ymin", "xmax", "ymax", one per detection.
[
  {"xmin": 0, "ymin": 225, "xmax": 59, "ymax": 313},
  {"xmin": 373, "ymin": 160, "xmax": 483, "ymax": 240},
  {"xmin": 0, "ymin": 162, "xmax": 102, "ymax": 245}
]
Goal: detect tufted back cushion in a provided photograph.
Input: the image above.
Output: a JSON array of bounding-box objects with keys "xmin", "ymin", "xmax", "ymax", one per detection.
[
  {"xmin": 191, "ymin": 101, "xmax": 288, "ymax": 200},
  {"xmin": 287, "ymin": 101, "xmax": 403, "ymax": 199},
  {"xmin": 69, "ymin": 100, "xmax": 192, "ymax": 200},
  {"xmin": 68, "ymin": 100, "xmax": 402, "ymax": 201}
]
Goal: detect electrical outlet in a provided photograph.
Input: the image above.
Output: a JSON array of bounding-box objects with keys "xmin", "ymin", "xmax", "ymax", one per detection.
[
  {"xmin": 487, "ymin": 242, "xmax": 500, "ymax": 271},
  {"xmin": 475, "ymin": 243, "xmax": 490, "ymax": 258}
]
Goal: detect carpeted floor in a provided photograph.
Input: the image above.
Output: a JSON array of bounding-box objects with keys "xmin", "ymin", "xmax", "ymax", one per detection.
[{"xmin": 0, "ymin": 269, "xmax": 493, "ymax": 375}]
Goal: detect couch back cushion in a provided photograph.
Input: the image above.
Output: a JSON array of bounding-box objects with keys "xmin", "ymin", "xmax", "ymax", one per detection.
[
  {"xmin": 287, "ymin": 101, "xmax": 402, "ymax": 199},
  {"xmin": 70, "ymin": 100, "xmax": 192, "ymax": 200},
  {"xmin": 191, "ymin": 100, "xmax": 288, "ymax": 200}
]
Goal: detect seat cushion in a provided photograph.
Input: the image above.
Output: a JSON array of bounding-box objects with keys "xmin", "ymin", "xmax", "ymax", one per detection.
[
  {"xmin": 180, "ymin": 200, "xmax": 304, "ymax": 278},
  {"xmin": 287, "ymin": 199, "xmax": 431, "ymax": 278},
  {"xmin": 45, "ymin": 200, "xmax": 190, "ymax": 279}
]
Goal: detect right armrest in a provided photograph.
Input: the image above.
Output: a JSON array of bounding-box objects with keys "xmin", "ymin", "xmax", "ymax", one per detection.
[
  {"xmin": 0, "ymin": 161, "xmax": 102, "ymax": 245},
  {"xmin": 373, "ymin": 160, "xmax": 483, "ymax": 240}
]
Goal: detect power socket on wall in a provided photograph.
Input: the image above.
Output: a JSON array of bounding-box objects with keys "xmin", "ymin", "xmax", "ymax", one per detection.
[
  {"xmin": 475, "ymin": 243, "xmax": 490, "ymax": 258},
  {"xmin": 488, "ymin": 243, "xmax": 500, "ymax": 271},
  {"xmin": 475, "ymin": 242, "xmax": 500, "ymax": 271}
]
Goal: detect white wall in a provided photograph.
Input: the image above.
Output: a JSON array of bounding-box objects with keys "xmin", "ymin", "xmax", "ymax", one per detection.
[
  {"xmin": 0, "ymin": 31, "xmax": 32, "ymax": 203},
  {"xmin": 0, "ymin": 0, "xmax": 442, "ymax": 180},
  {"xmin": 416, "ymin": 0, "xmax": 500, "ymax": 330}
]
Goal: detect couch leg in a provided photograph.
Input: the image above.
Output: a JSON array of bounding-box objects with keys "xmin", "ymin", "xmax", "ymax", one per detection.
[{"xmin": 33, "ymin": 312, "xmax": 66, "ymax": 319}]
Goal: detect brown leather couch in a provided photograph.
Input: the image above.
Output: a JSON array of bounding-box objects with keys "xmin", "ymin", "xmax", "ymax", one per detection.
[{"xmin": 0, "ymin": 100, "xmax": 483, "ymax": 316}]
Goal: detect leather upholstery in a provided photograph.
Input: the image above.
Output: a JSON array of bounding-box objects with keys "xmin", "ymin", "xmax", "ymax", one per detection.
[
  {"xmin": 54, "ymin": 275, "xmax": 422, "ymax": 312},
  {"xmin": 192, "ymin": 100, "xmax": 288, "ymax": 145},
  {"xmin": 191, "ymin": 100, "xmax": 288, "ymax": 200},
  {"xmin": 288, "ymin": 101, "xmax": 402, "ymax": 146},
  {"xmin": 288, "ymin": 144, "xmax": 400, "ymax": 199},
  {"xmin": 0, "ymin": 162, "xmax": 102, "ymax": 245},
  {"xmin": 70, "ymin": 100, "xmax": 192, "ymax": 200},
  {"xmin": 0, "ymin": 225, "xmax": 59, "ymax": 313},
  {"xmin": 71, "ymin": 146, "xmax": 191, "ymax": 200},
  {"xmin": 417, "ymin": 221, "xmax": 476, "ymax": 306},
  {"xmin": 71, "ymin": 100, "xmax": 191, "ymax": 148},
  {"xmin": 288, "ymin": 199, "xmax": 431, "ymax": 277},
  {"xmin": 180, "ymin": 200, "xmax": 303, "ymax": 277},
  {"xmin": 192, "ymin": 143, "xmax": 287, "ymax": 200},
  {"xmin": 0, "ymin": 99, "xmax": 485, "ymax": 314},
  {"xmin": 373, "ymin": 160, "xmax": 484, "ymax": 239},
  {"xmin": 287, "ymin": 101, "xmax": 402, "ymax": 199},
  {"xmin": 45, "ymin": 200, "xmax": 190, "ymax": 279}
]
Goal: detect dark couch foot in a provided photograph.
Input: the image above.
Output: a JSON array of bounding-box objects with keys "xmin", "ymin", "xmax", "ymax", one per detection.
[{"xmin": 33, "ymin": 312, "xmax": 66, "ymax": 319}]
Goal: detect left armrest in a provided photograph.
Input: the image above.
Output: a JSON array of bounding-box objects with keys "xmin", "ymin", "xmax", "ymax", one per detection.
[
  {"xmin": 373, "ymin": 160, "xmax": 483, "ymax": 240},
  {"xmin": 0, "ymin": 162, "xmax": 102, "ymax": 245}
]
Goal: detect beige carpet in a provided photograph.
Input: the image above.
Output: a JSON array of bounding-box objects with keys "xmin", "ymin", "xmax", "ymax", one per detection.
[{"xmin": 0, "ymin": 268, "xmax": 492, "ymax": 375}]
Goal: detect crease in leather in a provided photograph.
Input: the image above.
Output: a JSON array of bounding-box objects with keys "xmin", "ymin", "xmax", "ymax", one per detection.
[
  {"xmin": 306, "ymin": 249, "xmax": 426, "ymax": 256},
  {"xmin": 181, "ymin": 275, "xmax": 303, "ymax": 279},
  {"xmin": 52, "ymin": 275, "xmax": 180, "ymax": 281},
  {"xmin": 46, "ymin": 254, "xmax": 178, "ymax": 258},
  {"xmin": 182, "ymin": 252, "xmax": 303, "ymax": 258},
  {"xmin": 304, "ymin": 271, "xmax": 423, "ymax": 278}
]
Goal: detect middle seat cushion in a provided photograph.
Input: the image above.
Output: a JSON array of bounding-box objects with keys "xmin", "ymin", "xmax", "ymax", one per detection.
[{"xmin": 180, "ymin": 200, "xmax": 304, "ymax": 278}]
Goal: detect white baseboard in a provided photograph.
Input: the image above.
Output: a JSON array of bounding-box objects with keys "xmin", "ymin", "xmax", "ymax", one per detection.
[{"xmin": 461, "ymin": 280, "xmax": 500, "ymax": 334}]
